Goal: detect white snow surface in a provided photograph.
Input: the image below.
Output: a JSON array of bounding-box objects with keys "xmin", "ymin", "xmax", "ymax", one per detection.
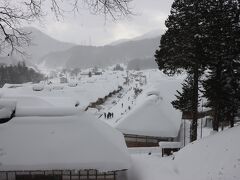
[
  {"xmin": 0, "ymin": 108, "xmax": 13, "ymax": 119},
  {"xmin": 159, "ymin": 142, "xmax": 182, "ymax": 149},
  {"xmin": 0, "ymin": 99, "xmax": 16, "ymax": 111},
  {"xmin": 0, "ymin": 113, "xmax": 131, "ymax": 171},
  {"xmin": 0, "ymin": 71, "xmax": 124, "ymax": 110},
  {"xmin": 116, "ymin": 86, "xmax": 182, "ymax": 137},
  {"xmin": 128, "ymin": 125, "xmax": 240, "ymax": 180},
  {"xmin": 15, "ymin": 107, "xmax": 79, "ymax": 117}
]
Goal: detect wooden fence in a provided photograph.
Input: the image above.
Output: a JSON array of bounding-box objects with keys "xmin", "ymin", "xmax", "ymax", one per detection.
[{"xmin": 0, "ymin": 169, "xmax": 126, "ymax": 180}]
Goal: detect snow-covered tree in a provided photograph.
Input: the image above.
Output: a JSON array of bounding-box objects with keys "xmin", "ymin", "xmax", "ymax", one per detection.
[
  {"xmin": 171, "ymin": 75, "xmax": 194, "ymax": 113},
  {"xmin": 202, "ymin": 0, "xmax": 240, "ymax": 131},
  {"xmin": 155, "ymin": 0, "xmax": 208, "ymax": 142}
]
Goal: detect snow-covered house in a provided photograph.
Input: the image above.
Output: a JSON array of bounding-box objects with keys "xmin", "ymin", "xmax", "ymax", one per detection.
[
  {"xmin": 116, "ymin": 89, "xmax": 182, "ymax": 147},
  {"xmin": 0, "ymin": 113, "xmax": 131, "ymax": 180},
  {"xmin": 0, "ymin": 99, "xmax": 16, "ymax": 124}
]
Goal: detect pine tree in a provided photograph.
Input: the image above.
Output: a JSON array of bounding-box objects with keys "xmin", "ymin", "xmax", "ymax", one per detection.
[
  {"xmin": 155, "ymin": 0, "xmax": 208, "ymax": 142},
  {"xmin": 202, "ymin": 0, "xmax": 240, "ymax": 131},
  {"xmin": 172, "ymin": 75, "xmax": 194, "ymax": 113},
  {"xmin": 0, "ymin": 62, "xmax": 44, "ymax": 87}
]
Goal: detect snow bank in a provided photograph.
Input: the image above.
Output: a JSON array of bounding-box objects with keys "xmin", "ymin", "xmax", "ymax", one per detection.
[
  {"xmin": 128, "ymin": 126, "xmax": 240, "ymax": 180},
  {"xmin": 128, "ymin": 155, "xmax": 178, "ymax": 180},
  {"xmin": 173, "ymin": 125, "xmax": 240, "ymax": 180},
  {"xmin": 128, "ymin": 147, "xmax": 162, "ymax": 155},
  {"xmin": 0, "ymin": 113, "xmax": 131, "ymax": 171},
  {"xmin": 15, "ymin": 107, "xmax": 79, "ymax": 117},
  {"xmin": 116, "ymin": 87, "xmax": 181, "ymax": 137},
  {"xmin": 159, "ymin": 142, "xmax": 182, "ymax": 149}
]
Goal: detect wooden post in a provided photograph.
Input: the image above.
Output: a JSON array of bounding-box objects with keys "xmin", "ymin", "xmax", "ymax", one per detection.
[
  {"xmin": 79, "ymin": 170, "xmax": 81, "ymax": 180},
  {"xmin": 87, "ymin": 170, "xmax": 89, "ymax": 180},
  {"xmin": 104, "ymin": 172, "xmax": 106, "ymax": 180},
  {"xmin": 113, "ymin": 171, "xmax": 116, "ymax": 180},
  {"xmin": 70, "ymin": 170, "xmax": 72, "ymax": 180}
]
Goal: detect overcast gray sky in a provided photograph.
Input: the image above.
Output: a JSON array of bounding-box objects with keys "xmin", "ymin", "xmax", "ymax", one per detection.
[{"xmin": 33, "ymin": 0, "xmax": 174, "ymax": 46}]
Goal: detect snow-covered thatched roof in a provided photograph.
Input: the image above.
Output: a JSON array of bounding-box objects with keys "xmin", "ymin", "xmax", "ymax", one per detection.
[
  {"xmin": 116, "ymin": 88, "xmax": 182, "ymax": 138},
  {"xmin": 0, "ymin": 99, "xmax": 16, "ymax": 119},
  {"xmin": 0, "ymin": 113, "xmax": 131, "ymax": 172},
  {"xmin": 15, "ymin": 107, "xmax": 79, "ymax": 117}
]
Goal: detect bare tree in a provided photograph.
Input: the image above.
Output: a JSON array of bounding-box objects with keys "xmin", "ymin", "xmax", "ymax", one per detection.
[{"xmin": 0, "ymin": 0, "xmax": 133, "ymax": 55}]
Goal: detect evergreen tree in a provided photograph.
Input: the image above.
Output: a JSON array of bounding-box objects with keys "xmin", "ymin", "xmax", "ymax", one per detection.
[
  {"xmin": 0, "ymin": 62, "xmax": 44, "ymax": 87},
  {"xmin": 202, "ymin": 0, "xmax": 240, "ymax": 131},
  {"xmin": 155, "ymin": 0, "xmax": 208, "ymax": 142},
  {"xmin": 172, "ymin": 75, "xmax": 194, "ymax": 113}
]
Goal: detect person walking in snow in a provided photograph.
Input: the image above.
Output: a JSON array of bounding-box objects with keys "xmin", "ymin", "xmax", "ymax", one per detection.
[
  {"xmin": 107, "ymin": 112, "xmax": 111, "ymax": 119},
  {"xmin": 104, "ymin": 112, "xmax": 106, "ymax": 119},
  {"xmin": 121, "ymin": 103, "xmax": 123, "ymax": 108}
]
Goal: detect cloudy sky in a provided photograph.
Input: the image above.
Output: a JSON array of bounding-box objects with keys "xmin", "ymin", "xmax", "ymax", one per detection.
[{"xmin": 34, "ymin": 0, "xmax": 174, "ymax": 46}]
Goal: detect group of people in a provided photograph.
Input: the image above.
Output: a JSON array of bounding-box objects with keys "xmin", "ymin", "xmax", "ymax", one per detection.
[{"xmin": 104, "ymin": 112, "xmax": 114, "ymax": 119}]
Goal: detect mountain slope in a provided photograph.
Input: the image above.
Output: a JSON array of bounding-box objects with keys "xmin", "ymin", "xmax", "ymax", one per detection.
[
  {"xmin": 109, "ymin": 29, "xmax": 164, "ymax": 46},
  {"xmin": 40, "ymin": 36, "xmax": 161, "ymax": 69},
  {"xmin": 0, "ymin": 27, "xmax": 75, "ymax": 66},
  {"xmin": 24, "ymin": 27, "xmax": 75, "ymax": 63}
]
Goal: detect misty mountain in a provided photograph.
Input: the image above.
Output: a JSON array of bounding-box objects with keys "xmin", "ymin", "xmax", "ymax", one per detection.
[
  {"xmin": 0, "ymin": 27, "xmax": 162, "ymax": 69},
  {"xmin": 0, "ymin": 27, "xmax": 75, "ymax": 66},
  {"xmin": 109, "ymin": 29, "xmax": 164, "ymax": 46},
  {"xmin": 127, "ymin": 57, "xmax": 158, "ymax": 70},
  {"xmin": 24, "ymin": 27, "xmax": 75, "ymax": 64},
  {"xmin": 40, "ymin": 36, "xmax": 161, "ymax": 69}
]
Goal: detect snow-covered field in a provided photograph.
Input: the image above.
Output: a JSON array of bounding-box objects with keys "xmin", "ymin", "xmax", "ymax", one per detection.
[{"xmin": 0, "ymin": 67, "xmax": 239, "ymax": 180}]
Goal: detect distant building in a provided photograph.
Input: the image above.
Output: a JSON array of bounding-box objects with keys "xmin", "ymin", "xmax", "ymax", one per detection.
[
  {"xmin": 60, "ymin": 77, "xmax": 68, "ymax": 83},
  {"xmin": 94, "ymin": 71, "xmax": 103, "ymax": 75}
]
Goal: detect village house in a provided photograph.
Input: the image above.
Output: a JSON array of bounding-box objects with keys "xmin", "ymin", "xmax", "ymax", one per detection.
[
  {"xmin": 0, "ymin": 112, "xmax": 131, "ymax": 180},
  {"xmin": 116, "ymin": 89, "xmax": 182, "ymax": 149}
]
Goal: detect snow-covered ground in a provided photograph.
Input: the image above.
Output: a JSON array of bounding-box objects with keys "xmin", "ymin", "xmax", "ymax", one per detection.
[
  {"xmin": 128, "ymin": 125, "xmax": 240, "ymax": 180},
  {"xmin": 1, "ymin": 67, "xmax": 239, "ymax": 179},
  {"xmin": 0, "ymin": 70, "xmax": 125, "ymax": 110},
  {"xmin": 92, "ymin": 70, "xmax": 183, "ymax": 129}
]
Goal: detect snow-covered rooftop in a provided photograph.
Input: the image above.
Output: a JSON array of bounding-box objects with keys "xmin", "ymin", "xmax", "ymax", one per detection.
[
  {"xmin": 116, "ymin": 87, "xmax": 182, "ymax": 138},
  {"xmin": 15, "ymin": 107, "xmax": 79, "ymax": 117},
  {"xmin": 0, "ymin": 99, "xmax": 16, "ymax": 119},
  {"xmin": 0, "ymin": 113, "xmax": 131, "ymax": 172},
  {"xmin": 0, "ymin": 108, "xmax": 13, "ymax": 119}
]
